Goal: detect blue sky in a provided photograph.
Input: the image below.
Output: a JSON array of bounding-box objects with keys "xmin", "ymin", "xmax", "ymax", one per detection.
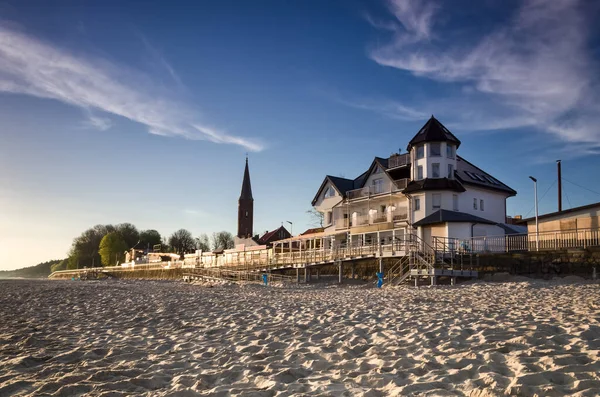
[{"xmin": 1, "ymin": 0, "xmax": 600, "ymax": 270}]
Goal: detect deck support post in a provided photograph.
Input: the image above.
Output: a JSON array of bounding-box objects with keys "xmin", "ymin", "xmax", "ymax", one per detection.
[
  {"xmin": 379, "ymin": 257, "xmax": 384, "ymax": 274},
  {"xmin": 296, "ymin": 268, "xmax": 300, "ymax": 283},
  {"xmin": 414, "ymin": 277, "xmax": 418, "ymax": 287},
  {"xmin": 338, "ymin": 261, "xmax": 343, "ymax": 284},
  {"xmin": 431, "ymin": 276, "xmax": 436, "ymax": 286},
  {"xmin": 451, "ymin": 277, "xmax": 456, "ymax": 286},
  {"xmin": 316, "ymin": 268, "xmax": 320, "ymax": 280},
  {"xmin": 304, "ymin": 267, "xmax": 308, "ymax": 283},
  {"xmin": 351, "ymin": 263, "xmax": 355, "ymax": 279}
]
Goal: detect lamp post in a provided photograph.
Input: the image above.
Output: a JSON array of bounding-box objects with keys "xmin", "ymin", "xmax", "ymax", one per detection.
[
  {"xmin": 286, "ymin": 221, "xmax": 293, "ymax": 236},
  {"xmin": 529, "ymin": 176, "xmax": 539, "ymax": 251}
]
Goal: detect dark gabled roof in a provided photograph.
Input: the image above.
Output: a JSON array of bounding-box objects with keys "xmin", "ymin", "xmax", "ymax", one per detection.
[
  {"xmin": 301, "ymin": 227, "xmax": 325, "ymax": 235},
  {"xmin": 407, "ymin": 116, "xmax": 461, "ymax": 151},
  {"xmin": 518, "ymin": 201, "xmax": 600, "ymax": 224},
  {"xmin": 239, "ymin": 157, "xmax": 253, "ymax": 200},
  {"xmin": 456, "ymin": 156, "xmax": 516, "ymax": 196},
  {"xmin": 258, "ymin": 226, "xmax": 291, "ymax": 244},
  {"xmin": 311, "ymin": 175, "xmax": 352, "ymax": 206},
  {"xmin": 413, "ymin": 209, "xmax": 497, "ymax": 227},
  {"xmin": 311, "ymin": 157, "xmax": 392, "ymax": 205},
  {"xmin": 403, "ymin": 178, "xmax": 466, "ymax": 194}
]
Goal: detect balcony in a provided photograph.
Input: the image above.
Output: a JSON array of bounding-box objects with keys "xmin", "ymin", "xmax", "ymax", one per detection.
[
  {"xmin": 387, "ymin": 153, "xmax": 410, "ymax": 169},
  {"xmin": 334, "ymin": 208, "xmax": 408, "ymax": 230},
  {"xmin": 347, "ymin": 178, "xmax": 409, "ymax": 200}
]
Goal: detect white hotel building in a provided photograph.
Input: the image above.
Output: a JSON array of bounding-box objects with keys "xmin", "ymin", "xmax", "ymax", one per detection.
[{"xmin": 309, "ymin": 116, "xmax": 519, "ymax": 251}]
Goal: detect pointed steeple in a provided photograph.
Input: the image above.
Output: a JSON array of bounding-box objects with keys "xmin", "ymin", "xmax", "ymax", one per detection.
[
  {"xmin": 240, "ymin": 156, "xmax": 253, "ymax": 200},
  {"xmin": 237, "ymin": 156, "xmax": 254, "ymax": 238}
]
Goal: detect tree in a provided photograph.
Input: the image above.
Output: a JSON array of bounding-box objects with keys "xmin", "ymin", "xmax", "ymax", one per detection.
[
  {"xmin": 212, "ymin": 231, "xmax": 235, "ymax": 250},
  {"xmin": 68, "ymin": 224, "xmax": 115, "ymax": 269},
  {"xmin": 196, "ymin": 233, "xmax": 211, "ymax": 252},
  {"xmin": 99, "ymin": 232, "xmax": 128, "ymax": 266},
  {"xmin": 116, "ymin": 223, "xmax": 139, "ymax": 249},
  {"xmin": 306, "ymin": 208, "xmax": 324, "ymax": 228},
  {"xmin": 139, "ymin": 229, "xmax": 162, "ymax": 251},
  {"xmin": 168, "ymin": 229, "xmax": 196, "ymax": 254}
]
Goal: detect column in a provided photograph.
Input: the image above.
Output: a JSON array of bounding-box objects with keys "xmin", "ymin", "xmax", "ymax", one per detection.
[
  {"xmin": 351, "ymin": 263, "xmax": 355, "ymax": 279},
  {"xmin": 338, "ymin": 261, "xmax": 343, "ymax": 284}
]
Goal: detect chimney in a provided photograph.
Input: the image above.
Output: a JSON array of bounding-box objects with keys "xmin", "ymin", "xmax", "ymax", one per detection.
[{"xmin": 557, "ymin": 160, "xmax": 562, "ymax": 212}]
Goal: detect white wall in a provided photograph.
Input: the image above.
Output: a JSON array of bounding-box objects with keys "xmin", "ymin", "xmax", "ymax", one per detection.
[
  {"xmin": 411, "ymin": 193, "xmax": 426, "ymax": 223},
  {"xmin": 410, "ymin": 142, "xmax": 457, "ymax": 181},
  {"xmin": 363, "ymin": 166, "xmax": 393, "ymax": 193},
  {"xmin": 458, "ymin": 186, "xmax": 507, "ymax": 224},
  {"xmin": 313, "ymin": 181, "xmax": 343, "ymax": 227}
]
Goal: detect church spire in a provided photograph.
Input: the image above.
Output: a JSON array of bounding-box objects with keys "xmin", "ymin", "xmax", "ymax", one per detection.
[
  {"xmin": 237, "ymin": 156, "xmax": 254, "ymax": 238},
  {"xmin": 239, "ymin": 156, "xmax": 253, "ymax": 200}
]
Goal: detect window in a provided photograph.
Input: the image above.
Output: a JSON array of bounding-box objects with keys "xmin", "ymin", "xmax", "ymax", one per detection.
[
  {"xmin": 432, "ymin": 193, "xmax": 441, "ymax": 209},
  {"xmin": 473, "ymin": 198, "xmax": 478, "ymax": 210},
  {"xmin": 448, "ymin": 164, "xmax": 454, "ymax": 179},
  {"xmin": 432, "ymin": 163, "xmax": 440, "ymax": 178},
  {"xmin": 380, "ymin": 205, "xmax": 386, "ymax": 213},
  {"xmin": 416, "ymin": 146, "xmax": 425, "ymax": 159},
  {"xmin": 372, "ymin": 178, "xmax": 384, "ymax": 194},
  {"xmin": 414, "ymin": 198, "xmax": 421, "ymax": 211},
  {"xmin": 245, "ymin": 211, "xmax": 249, "ymax": 217},
  {"xmin": 327, "ymin": 211, "xmax": 332, "ymax": 225},
  {"xmin": 480, "ymin": 199, "xmax": 484, "ymax": 211},
  {"xmin": 453, "ymin": 194, "xmax": 459, "ymax": 211},
  {"xmin": 374, "ymin": 166, "xmax": 382, "ymax": 174},
  {"xmin": 417, "ymin": 166, "xmax": 423, "ymax": 180},
  {"xmin": 324, "ymin": 186, "xmax": 335, "ymax": 198},
  {"xmin": 446, "ymin": 145, "xmax": 454, "ymax": 159},
  {"xmin": 430, "ymin": 143, "xmax": 441, "ymax": 157}
]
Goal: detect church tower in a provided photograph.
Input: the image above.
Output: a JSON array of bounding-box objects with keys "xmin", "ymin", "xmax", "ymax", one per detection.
[{"xmin": 237, "ymin": 157, "xmax": 254, "ymax": 238}]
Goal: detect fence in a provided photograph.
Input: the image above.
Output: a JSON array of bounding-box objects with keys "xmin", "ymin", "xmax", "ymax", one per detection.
[{"xmin": 433, "ymin": 227, "xmax": 600, "ymax": 255}]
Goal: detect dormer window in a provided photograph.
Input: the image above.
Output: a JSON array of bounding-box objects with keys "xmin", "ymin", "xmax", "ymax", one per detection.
[
  {"xmin": 416, "ymin": 146, "xmax": 424, "ymax": 159},
  {"xmin": 446, "ymin": 145, "xmax": 455, "ymax": 159},
  {"xmin": 430, "ymin": 143, "xmax": 441, "ymax": 157}
]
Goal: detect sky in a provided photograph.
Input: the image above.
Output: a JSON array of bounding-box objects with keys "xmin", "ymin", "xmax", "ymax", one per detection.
[{"xmin": 1, "ymin": 0, "xmax": 600, "ymax": 270}]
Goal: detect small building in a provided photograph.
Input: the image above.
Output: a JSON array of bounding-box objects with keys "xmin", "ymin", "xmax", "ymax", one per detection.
[{"xmin": 519, "ymin": 201, "xmax": 600, "ymax": 233}]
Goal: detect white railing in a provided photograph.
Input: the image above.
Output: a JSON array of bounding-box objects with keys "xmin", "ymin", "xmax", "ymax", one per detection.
[
  {"xmin": 346, "ymin": 179, "xmax": 409, "ymax": 200},
  {"xmin": 388, "ymin": 153, "xmax": 410, "ymax": 169},
  {"xmin": 433, "ymin": 227, "xmax": 600, "ymax": 254}
]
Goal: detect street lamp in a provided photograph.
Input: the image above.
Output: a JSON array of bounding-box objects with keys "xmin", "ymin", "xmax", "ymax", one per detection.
[
  {"xmin": 529, "ymin": 176, "xmax": 539, "ymax": 251},
  {"xmin": 286, "ymin": 221, "xmax": 293, "ymax": 236}
]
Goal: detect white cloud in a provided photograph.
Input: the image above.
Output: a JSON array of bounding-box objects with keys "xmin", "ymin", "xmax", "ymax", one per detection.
[
  {"xmin": 0, "ymin": 24, "xmax": 264, "ymax": 152},
  {"xmin": 368, "ymin": 0, "xmax": 600, "ymax": 152}
]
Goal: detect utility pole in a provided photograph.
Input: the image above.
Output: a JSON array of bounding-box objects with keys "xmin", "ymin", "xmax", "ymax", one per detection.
[{"xmin": 529, "ymin": 176, "xmax": 539, "ymax": 251}]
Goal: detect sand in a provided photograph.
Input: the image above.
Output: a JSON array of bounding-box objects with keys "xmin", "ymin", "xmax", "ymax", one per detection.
[{"xmin": 1, "ymin": 278, "xmax": 599, "ymax": 396}]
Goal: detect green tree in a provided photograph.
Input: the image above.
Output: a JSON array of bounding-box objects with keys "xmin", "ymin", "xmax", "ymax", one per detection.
[
  {"xmin": 195, "ymin": 233, "xmax": 211, "ymax": 252},
  {"xmin": 116, "ymin": 223, "xmax": 139, "ymax": 249},
  {"xmin": 98, "ymin": 232, "xmax": 127, "ymax": 266},
  {"xmin": 139, "ymin": 229, "xmax": 162, "ymax": 251},
  {"xmin": 68, "ymin": 224, "xmax": 115, "ymax": 269},
  {"xmin": 212, "ymin": 231, "xmax": 235, "ymax": 250},
  {"xmin": 168, "ymin": 229, "xmax": 196, "ymax": 254}
]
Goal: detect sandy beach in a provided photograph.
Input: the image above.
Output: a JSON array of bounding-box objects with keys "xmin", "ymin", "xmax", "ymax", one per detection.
[{"xmin": 1, "ymin": 278, "xmax": 599, "ymax": 396}]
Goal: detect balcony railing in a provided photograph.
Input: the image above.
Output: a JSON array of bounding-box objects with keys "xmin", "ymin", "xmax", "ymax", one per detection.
[
  {"xmin": 334, "ymin": 208, "xmax": 408, "ymax": 230},
  {"xmin": 346, "ymin": 178, "xmax": 409, "ymax": 200},
  {"xmin": 387, "ymin": 153, "xmax": 410, "ymax": 169}
]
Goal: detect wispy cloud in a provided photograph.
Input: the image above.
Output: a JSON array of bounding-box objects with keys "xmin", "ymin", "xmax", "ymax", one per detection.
[
  {"xmin": 0, "ymin": 24, "xmax": 264, "ymax": 152},
  {"xmin": 85, "ymin": 114, "xmax": 113, "ymax": 131},
  {"xmin": 367, "ymin": 0, "xmax": 600, "ymax": 153}
]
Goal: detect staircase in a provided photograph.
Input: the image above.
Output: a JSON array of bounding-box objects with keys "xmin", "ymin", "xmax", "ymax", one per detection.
[{"xmin": 387, "ymin": 234, "xmax": 436, "ymax": 285}]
